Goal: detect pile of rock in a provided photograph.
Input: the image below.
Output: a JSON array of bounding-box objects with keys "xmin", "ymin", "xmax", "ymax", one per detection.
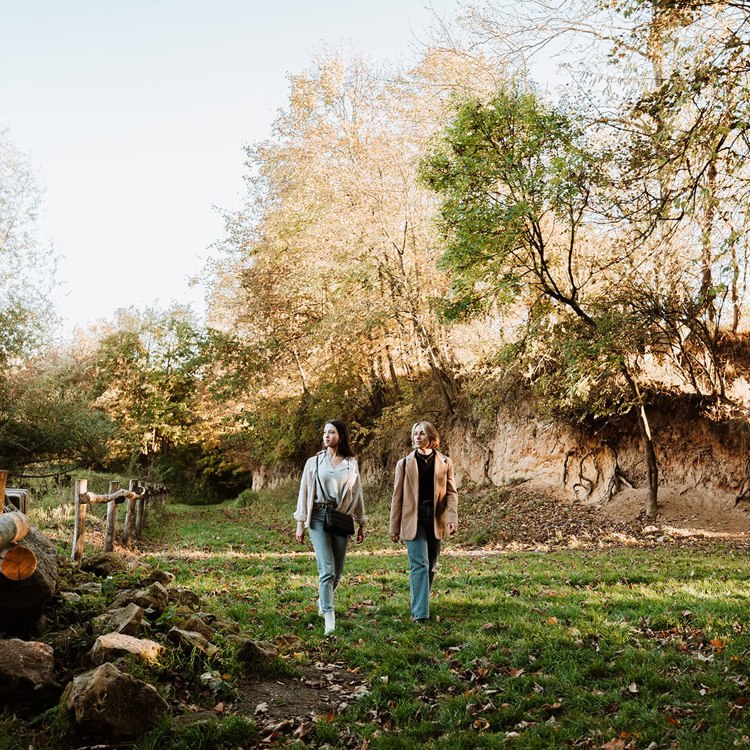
[{"xmin": 0, "ymin": 550, "xmax": 279, "ymax": 743}]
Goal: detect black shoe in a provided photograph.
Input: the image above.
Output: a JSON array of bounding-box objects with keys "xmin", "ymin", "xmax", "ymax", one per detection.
[{"xmin": 413, "ymin": 617, "xmax": 429, "ymax": 624}]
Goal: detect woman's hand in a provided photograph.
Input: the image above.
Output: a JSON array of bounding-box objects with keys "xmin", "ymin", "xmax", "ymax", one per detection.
[
  {"xmin": 295, "ymin": 522, "xmax": 305, "ymax": 544},
  {"xmin": 356, "ymin": 525, "xmax": 365, "ymax": 544},
  {"xmin": 447, "ymin": 522, "xmax": 457, "ymax": 536},
  {"xmin": 390, "ymin": 533, "xmax": 400, "ymax": 543}
]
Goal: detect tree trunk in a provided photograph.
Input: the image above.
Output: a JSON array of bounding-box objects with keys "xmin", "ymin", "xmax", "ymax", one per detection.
[
  {"xmin": 700, "ymin": 158, "xmax": 717, "ymax": 325},
  {"xmin": 731, "ymin": 235, "xmax": 741, "ymax": 334},
  {"xmin": 622, "ymin": 367, "xmax": 658, "ymax": 518},
  {"xmin": 384, "ymin": 343, "xmax": 401, "ymax": 394}
]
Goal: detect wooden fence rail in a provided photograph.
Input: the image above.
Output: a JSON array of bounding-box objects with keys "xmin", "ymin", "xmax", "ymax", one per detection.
[{"xmin": 71, "ymin": 479, "xmax": 170, "ymax": 562}]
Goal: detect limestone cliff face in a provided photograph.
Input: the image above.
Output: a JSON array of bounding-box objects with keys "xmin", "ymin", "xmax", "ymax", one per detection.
[
  {"xmin": 252, "ymin": 465, "xmax": 288, "ymax": 491},
  {"xmin": 252, "ymin": 400, "xmax": 750, "ymax": 513},
  {"xmin": 442, "ymin": 400, "xmax": 749, "ymax": 510}
]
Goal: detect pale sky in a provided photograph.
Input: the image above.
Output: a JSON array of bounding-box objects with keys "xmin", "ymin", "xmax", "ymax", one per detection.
[{"xmin": 0, "ymin": 0, "xmax": 461, "ymax": 336}]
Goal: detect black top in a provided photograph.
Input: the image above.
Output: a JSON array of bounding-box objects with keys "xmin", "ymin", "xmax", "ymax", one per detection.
[{"xmin": 415, "ymin": 450, "xmax": 435, "ymax": 514}]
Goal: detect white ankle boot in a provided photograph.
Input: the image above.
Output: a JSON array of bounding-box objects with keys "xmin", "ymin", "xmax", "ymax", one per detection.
[{"xmin": 324, "ymin": 611, "xmax": 335, "ymax": 635}]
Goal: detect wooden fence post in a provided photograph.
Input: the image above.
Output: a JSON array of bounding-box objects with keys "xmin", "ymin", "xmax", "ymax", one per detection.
[
  {"xmin": 0, "ymin": 470, "xmax": 7, "ymax": 513},
  {"xmin": 122, "ymin": 480, "xmax": 137, "ymax": 549},
  {"xmin": 104, "ymin": 480, "xmax": 120, "ymax": 553},
  {"xmin": 71, "ymin": 479, "xmax": 88, "ymax": 563},
  {"xmin": 135, "ymin": 483, "xmax": 146, "ymax": 539}
]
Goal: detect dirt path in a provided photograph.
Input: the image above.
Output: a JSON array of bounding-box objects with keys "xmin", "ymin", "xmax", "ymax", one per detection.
[{"xmin": 230, "ymin": 660, "xmax": 368, "ymax": 744}]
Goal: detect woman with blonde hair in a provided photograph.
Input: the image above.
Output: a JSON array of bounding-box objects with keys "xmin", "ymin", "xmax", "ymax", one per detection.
[
  {"xmin": 389, "ymin": 421, "xmax": 458, "ymax": 622},
  {"xmin": 295, "ymin": 420, "xmax": 366, "ymax": 635}
]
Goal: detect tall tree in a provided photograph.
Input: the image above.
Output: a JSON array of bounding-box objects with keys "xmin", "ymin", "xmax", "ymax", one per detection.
[
  {"xmin": 207, "ymin": 49, "xmax": 501, "ymax": 466},
  {"xmin": 449, "ymin": 0, "xmax": 750, "ymax": 403},
  {"xmin": 421, "ymin": 87, "xmax": 660, "ymax": 516}
]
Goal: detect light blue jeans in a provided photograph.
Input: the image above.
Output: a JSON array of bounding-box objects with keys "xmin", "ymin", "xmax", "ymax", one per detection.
[
  {"xmin": 308, "ymin": 506, "xmax": 348, "ymax": 614},
  {"xmin": 404, "ymin": 521, "xmax": 441, "ymax": 620}
]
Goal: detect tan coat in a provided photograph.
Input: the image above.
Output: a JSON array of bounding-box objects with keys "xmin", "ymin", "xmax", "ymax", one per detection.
[{"xmin": 389, "ymin": 450, "xmax": 458, "ymax": 541}]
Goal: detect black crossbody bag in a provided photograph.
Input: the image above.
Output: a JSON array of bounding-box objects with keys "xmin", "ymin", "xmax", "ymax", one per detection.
[{"xmin": 315, "ymin": 455, "xmax": 355, "ymax": 537}]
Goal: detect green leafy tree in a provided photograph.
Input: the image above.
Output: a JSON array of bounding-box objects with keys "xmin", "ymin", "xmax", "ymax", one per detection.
[
  {"xmin": 454, "ymin": 0, "xmax": 750, "ymax": 402},
  {"xmin": 0, "ymin": 350, "xmax": 114, "ymax": 474},
  {"xmin": 91, "ymin": 306, "xmax": 206, "ymax": 476},
  {"xmin": 421, "ymin": 87, "xmax": 660, "ymax": 516}
]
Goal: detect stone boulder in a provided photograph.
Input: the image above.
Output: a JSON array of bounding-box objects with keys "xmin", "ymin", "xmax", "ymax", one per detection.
[
  {"xmin": 143, "ymin": 569, "xmax": 175, "ymax": 586},
  {"xmin": 175, "ymin": 614, "xmax": 214, "ymax": 640},
  {"xmin": 77, "ymin": 582, "xmax": 102, "ymax": 596},
  {"xmin": 213, "ymin": 617, "xmax": 240, "ymax": 635},
  {"xmin": 92, "ymin": 603, "xmax": 144, "ymax": 636},
  {"xmin": 167, "ymin": 627, "xmax": 218, "ymax": 657},
  {"xmin": 62, "ymin": 662, "xmax": 168, "ymax": 738},
  {"xmin": 229, "ymin": 636, "xmax": 279, "ymax": 672},
  {"xmin": 168, "ymin": 586, "xmax": 201, "ymax": 609},
  {"xmin": 80, "ymin": 552, "xmax": 128, "ymax": 577},
  {"xmin": 0, "ymin": 526, "xmax": 58, "ymax": 633},
  {"xmin": 90, "ymin": 633, "xmax": 164, "ymax": 665},
  {"xmin": 111, "ymin": 581, "xmax": 169, "ymax": 616},
  {"xmin": 0, "ymin": 638, "xmax": 57, "ymax": 702}
]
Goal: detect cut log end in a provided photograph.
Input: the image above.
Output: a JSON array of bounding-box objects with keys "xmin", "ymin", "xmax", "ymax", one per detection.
[
  {"xmin": 0, "ymin": 511, "xmax": 31, "ymax": 549},
  {"xmin": 1, "ymin": 544, "xmax": 38, "ymax": 581}
]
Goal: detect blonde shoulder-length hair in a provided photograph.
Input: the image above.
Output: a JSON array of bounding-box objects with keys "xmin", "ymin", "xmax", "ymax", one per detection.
[{"xmin": 412, "ymin": 421, "xmax": 440, "ymax": 450}]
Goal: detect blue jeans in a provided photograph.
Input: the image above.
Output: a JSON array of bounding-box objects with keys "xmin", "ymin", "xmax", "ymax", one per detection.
[
  {"xmin": 308, "ymin": 506, "xmax": 348, "ymax": 614},
  {"xmin": 404, "ymin": 520, "xmax": 441, "ymax": 620}
]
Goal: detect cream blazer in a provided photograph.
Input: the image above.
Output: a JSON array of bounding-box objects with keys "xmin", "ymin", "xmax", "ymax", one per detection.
[
  {"xmin": 294, "ymin": 452, "xmax": 367, "ymax": 529},
  {"xmin": 389, "ymin": 450, "xmax": 458, "ymax": 541}
]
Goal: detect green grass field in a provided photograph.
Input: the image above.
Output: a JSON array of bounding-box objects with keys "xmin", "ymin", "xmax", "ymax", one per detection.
[
  {"xmin": 9, "ymin": 480, "xmax": 750, "ymax": 749},
  {"xmin": 129, "ymin": 483, "xmax": 750, "ymax": 749}
]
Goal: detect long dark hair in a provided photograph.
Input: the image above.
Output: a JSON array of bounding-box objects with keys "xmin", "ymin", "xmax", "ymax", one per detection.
[{"xmin": 325, "ymin": 419, "xmax": 355, "ymax": 458}]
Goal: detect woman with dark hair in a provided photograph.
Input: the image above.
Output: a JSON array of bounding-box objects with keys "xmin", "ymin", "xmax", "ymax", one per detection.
[
  {"xmin": 294, "ymin": 420, "xmax": 366, "ymax": 635},
  {"xmin": 389, "ymin": 421, "xmax": 458, "ymax": 622}
]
